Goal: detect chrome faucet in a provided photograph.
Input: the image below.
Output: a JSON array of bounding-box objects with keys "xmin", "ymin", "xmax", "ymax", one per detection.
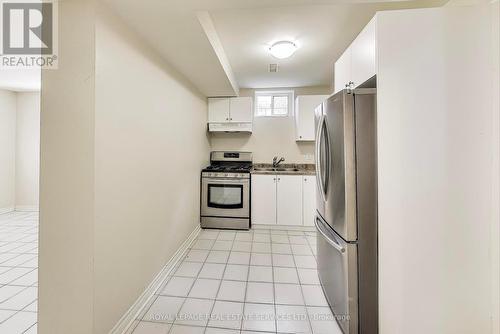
[{"xmin": 272, "ymin": 156, "xmax": 285, "ymax": 168}]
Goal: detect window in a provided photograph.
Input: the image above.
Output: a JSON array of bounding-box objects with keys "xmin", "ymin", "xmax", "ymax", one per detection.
[{"xmin": 254, "ymin": 91, "xmax": 294, "ymax": 117}]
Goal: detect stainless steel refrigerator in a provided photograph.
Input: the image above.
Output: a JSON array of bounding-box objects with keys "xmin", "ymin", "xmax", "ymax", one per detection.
[{"xmin": 314, "ymin": 88, "xmax": 378, "ymax": 334}]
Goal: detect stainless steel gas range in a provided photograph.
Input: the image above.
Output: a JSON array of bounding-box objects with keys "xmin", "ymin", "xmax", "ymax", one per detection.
[{"xmin": 200, "ymin": 151, "xmax": 252, "ymax": 230}]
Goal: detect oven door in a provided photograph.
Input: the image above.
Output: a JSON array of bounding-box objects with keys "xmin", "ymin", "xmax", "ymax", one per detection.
[{"xmin": 201, "ymin": 177, "xmax": 249, "ymax": 218}]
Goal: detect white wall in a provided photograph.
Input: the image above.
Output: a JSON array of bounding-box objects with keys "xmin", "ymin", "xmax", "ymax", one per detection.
[
  {"xmin": 0, "ymin": 90, "xmax": 17, "ymax": 212},
  {"xmin": 39, "ymin": 1, "xmax": 96, "ymax": 333},
  {"xmin": 15, "ymin": 92, "xmax": 40, "ymax": 210},
  {"xmin": 376, "ymin": 6, "xmax": 496, "ymax": 334},
  {"xmin": 491, "ymin": 1, "xmax": 500, "ymax": 332},
  {"xmin": 39, "ymin": 2, "xmax": 210, "ymax": 333},
  {"xmin": 0, "ymin": 90, "xmax": 40, "ymax": 213},
  {"xmin": 209, "ymin": 87, "xmax": 330, "ymax": 164},
  {"xmin": 93, "ymin": 5, "xmax": 209, "ymax": 333}
]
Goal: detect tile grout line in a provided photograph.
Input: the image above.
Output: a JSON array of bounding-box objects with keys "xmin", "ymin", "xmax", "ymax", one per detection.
[
  {"xmin": 271, "ymin": 236, "xmax": 278, "ymax": 334},
  {"xmin": 204, "ymin": 230, "xmax": 233, "ymax": 333},
  {"xmin": 164, "ymin": 231, "xmax": 220, "ymax": 334},
  {"xmin": 131, "ymin": 231, "xmax": 219, "ymax": 333},
  {"xmin": 290, "ymin": 243, "xmax": 315, "ymax": 334},
  {"xmin": 21, "ymin": 321, "xmax": 36, "ymax": 334},
  {"xmin": 240, "ymin": 233, "xmax": 253, "ymax": 333},
  {"xmin": 133, "ymin": 229, "xmax": 323, "ymax": 334},
  {"xmin": 0, "ymin": 211, "xmax": 39, "ymax": 332}
]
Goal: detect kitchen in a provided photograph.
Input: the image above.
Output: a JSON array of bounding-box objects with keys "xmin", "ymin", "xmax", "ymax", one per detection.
[{"xmin": 0, "ymin": 0, "xmax": 496, "ymax": 334}]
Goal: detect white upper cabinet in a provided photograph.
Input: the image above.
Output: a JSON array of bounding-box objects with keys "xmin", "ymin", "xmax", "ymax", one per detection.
[
  {"xmin": 251, "ymin": 175, "xmax": 277, "ymax": 225},
  {"xmin": 302, "ymin": 175, "xmax": 317, "ymax": 227},
  {"xmin": 276, "ymin": 175, "xmax": 303, "ymax": 226},
  {"xmin": 334, "ymin": 16, "xmax": 377, "ymax": 93},
  {"xmin": 351, "ymin": 17, "xmax": 376, "ymax": 88},
  {"xmin": 208, "ymin": 97, "xmax": 253, "ymax": 123},
  {"xmin": 334, "ymin": 47, "xmax": 352, "ymax": 93},
  {"xmin": 295, "ymin": 95, "xmax": 328, "ymax": 141},
  {"xmin": 208, "ymin": 98, "xmax": 230, "ymax": 122},
  {"xmin": 208, "ymin": 97, "xmax": 253, "ymax": 132},
  {"xmin": 229, "ymin": 97, "xmax": 253, "ymax": 123}
]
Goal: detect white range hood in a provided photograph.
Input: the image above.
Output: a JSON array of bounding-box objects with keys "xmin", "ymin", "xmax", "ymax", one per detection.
[
  {"xmin": 208, "ymin": 122, "xmax": 252, "ymax": 133},
  {"xmin": 208, "ymin": 97, "xmax": 253, "ymax": 133}
]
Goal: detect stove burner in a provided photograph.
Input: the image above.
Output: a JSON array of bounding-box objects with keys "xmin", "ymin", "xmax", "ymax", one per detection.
[
  {"xmin": 203, "ymin": 162, "xmax": 252, "ymax": 173},
  {"xmin": 202, "ymin": 151, "xmax": 252, "ymax": 175}
]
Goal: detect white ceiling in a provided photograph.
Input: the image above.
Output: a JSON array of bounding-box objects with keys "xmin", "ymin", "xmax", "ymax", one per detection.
[
  {"xmin": 211, "ymin": 4, "xmax": 372, "ymax": 89},
  {"xmin": 210, "ymin": 1, "xmax": 448, "ymax": 88},
  {"xmin": 103, "ymin": 0, "xmax": 447, "ymax": 96}
]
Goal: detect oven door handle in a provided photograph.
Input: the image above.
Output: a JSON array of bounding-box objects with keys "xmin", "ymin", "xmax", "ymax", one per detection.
[{"xmin": 203, "ymin": 178, "xmax": 249, "ymax": 184}]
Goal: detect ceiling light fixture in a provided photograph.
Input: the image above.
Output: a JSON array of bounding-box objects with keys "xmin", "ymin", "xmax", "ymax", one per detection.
[{"xmin": 269, "ymin": 41, "xmax": 297, "ymax": 59}]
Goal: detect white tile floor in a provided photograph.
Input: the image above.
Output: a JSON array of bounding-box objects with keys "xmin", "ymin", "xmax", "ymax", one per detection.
[
  {"xmin": 130, "ymin": 228, "xmax": 343, "ymax": 334},
  {"xmin": 0, "ymin": 213, "xmax": 343, "ymax": 334},
  {"xmin": 0, "ymin": 211, "xmax": 38, "ymax": 334}
]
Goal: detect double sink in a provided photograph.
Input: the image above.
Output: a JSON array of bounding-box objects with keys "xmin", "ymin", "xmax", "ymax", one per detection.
[{"xmin": 253, "ymin": 167, "xmax": 300, "ymax": 172}]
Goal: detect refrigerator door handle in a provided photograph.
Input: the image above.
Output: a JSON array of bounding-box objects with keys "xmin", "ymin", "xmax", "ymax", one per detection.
[
  {"xmin": 324, "ymin": 116, "xmax": 331, "ymax": 194},
  {"xmin": 315, "ymin": 115, "xmax": 328, "ymax": 202},
  {"xmin": 315, "ymin": 216, "xmax": 346, "ymax": 253}
]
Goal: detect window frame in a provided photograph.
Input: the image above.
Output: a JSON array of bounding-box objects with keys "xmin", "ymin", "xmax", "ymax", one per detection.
[{"xmin": 254, "ymin": 90, "xmax": 294, "ymax": 118}]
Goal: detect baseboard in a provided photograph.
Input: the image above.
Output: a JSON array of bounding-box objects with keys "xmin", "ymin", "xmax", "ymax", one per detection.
[
  {"xmin": 14, "ymin": 206, "xmax": 39, "ymax": 212},
  {"xmin": 0, "ymin": 207, "xmax": 15, "ymax": 215},
  {"xmin": 109, "ymin": 224, "xmax": 201, "ymax": 334}
]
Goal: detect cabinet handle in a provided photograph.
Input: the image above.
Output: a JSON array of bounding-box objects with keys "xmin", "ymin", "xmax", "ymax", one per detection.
[
  {"xmin": 278, "ymin": 178, "xmax": 281, "ymax": 181},
  {"xmin": 346, "ymin": 81, "xmax": 355, "ymax": 91}
]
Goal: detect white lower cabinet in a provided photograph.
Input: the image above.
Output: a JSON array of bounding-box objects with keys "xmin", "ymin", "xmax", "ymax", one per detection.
[
  {"xmin": 251, "ymin": 175, "xmax": 277, "ymax": 225},
  {"xmin": 277, "ymin": 175, "xmax": 303, "ymax": 226},
  {"xmin": 302, "ymin": 176, "xmax": 317, "ymax": 226},
  {"xmin": 251, "ymin": 174, "xmax": 316, "ymax": 226}
]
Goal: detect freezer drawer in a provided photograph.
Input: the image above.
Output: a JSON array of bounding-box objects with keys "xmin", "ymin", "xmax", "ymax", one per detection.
[{"xmin": 316, "ymin": 215, "xmax": 358, "ymax": 334}]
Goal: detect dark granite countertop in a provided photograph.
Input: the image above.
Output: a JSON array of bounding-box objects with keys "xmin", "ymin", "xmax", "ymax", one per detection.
[{"xmin": 251, "ymin": 163, "xmax": 316, "ymax": 175}]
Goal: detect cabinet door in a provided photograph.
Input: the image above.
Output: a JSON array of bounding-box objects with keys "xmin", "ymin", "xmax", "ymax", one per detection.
[
  {"xmin": 277, "ymin": 175, "xmax": 303, "ymax": 226},
  {"xmin": 251, "ymin": 175, "xmax": 277, "ymax": 225},
  {"xmin": 208, "ymin": 98, "xmax": 230, "ymax": 123},
  {"xmin": 351, "ymin": 17, "xmax": 376, "ymax": 88},
  {"xmin": 295, "ymin": 95, "xmax": 328, "ymax": 141},
  {"xmin": 334, "ymin": 47, "xmax": 352, "ymax": 93},
  {"xmin": 229, "ymin": 97, "xmax": 253, "ymax": 123},
  {"xmin": 302, "ymin": 176, "xmax": 317, "ymax": 226}
]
